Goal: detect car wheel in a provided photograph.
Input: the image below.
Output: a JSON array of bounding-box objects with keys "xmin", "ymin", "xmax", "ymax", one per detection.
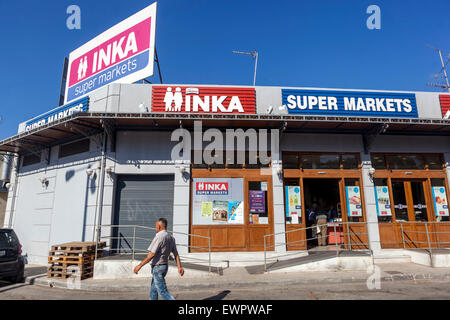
[{"xmin": 11, "ymin": 268, "xmax": 24, "ymax": 283}]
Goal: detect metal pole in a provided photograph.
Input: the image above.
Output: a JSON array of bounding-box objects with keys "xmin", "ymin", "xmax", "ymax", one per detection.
[
  {"xmin": 208, "ymin": 238, "xmax": 211, "ymax": 274},
  {"xmin": 253, "ymin": 51, "xmax": 258, "ymax": 87},
  {"xmin": 132, "ymin": 226, "xmax": 136, "ymax": 261},
  {"xmin": 333, "ymin": 224, "xmax": 338, "ymax": 257},
  {"xmin": 94, "ymin": 132, "xmax": 107, "ymax": 243},
  {"xmin": 438, "ymin": 49, "xmax": 450, "ymax": 93},
  {"xmin": 7, "ymin": 154, "xmax": 19, "ymax": 228},
  {"xmin": 400, "ymin": 223, "xmax": 405, "ymax": 249},
  {"xmin": 348, "ymin": 223, "xmax": 352, "ymax": 251},
  {"xmin": 264, "ymin": 235, "xmax": 267, "ymax": 272},
  {"xmin": 425, "ymin": 223, "xmax": 432, "ymax": 255}
]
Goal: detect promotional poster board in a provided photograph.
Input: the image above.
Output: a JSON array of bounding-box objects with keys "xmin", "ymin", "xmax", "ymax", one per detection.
[
  {"xmin": 345, "ymin": 186, "xmax": 363, "ymax": 217},
  {"xmin": 285, "ymin": 186, "xmax": 302, "ymax": 224},
  {"xmin": 64, "ymin": 3, "xmax": 157, "ymax": 103},
  {"xmin": 432, "ymin": 186, "xmax": 449, "ymax": 217},
  {"xmin": 374, "ymin": 186, "xmax": 392, "ymax": 216},
  {"xmin": 192, "ymin": 178, "xmax": 244, "ymax": 225}
]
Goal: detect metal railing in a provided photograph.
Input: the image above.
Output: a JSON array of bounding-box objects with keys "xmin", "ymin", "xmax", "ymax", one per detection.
[
  {"xmin": 399, "ymin": 221, "xmax": 450, "ymax": 251},
  {"xmin": 87, "ymin": 224, "xmax": 212, "ymax": 273},
  {"xmin": 263, "ymin": 221, "xmax": 371, "ymax": 272}
]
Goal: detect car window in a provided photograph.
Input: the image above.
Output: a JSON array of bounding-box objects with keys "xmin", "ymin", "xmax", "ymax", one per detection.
[{"xmin": 0, "ymin": 231, "xmax": 16, "ymax": 247}]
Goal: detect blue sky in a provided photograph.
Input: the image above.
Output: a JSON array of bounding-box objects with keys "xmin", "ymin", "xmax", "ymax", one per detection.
[{"xmin": 0, "ymin": 0, "xmax": 449, "ymax": 137}]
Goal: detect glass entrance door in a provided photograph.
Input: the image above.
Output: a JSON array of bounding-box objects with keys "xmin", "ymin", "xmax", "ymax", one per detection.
[
  {"xmin": 391, "ymin": 181, "xmax": 409, "ymax": 222},
  {"xmin": 410, "ymin": 181, "xmax": 428, "ymax": 222}
]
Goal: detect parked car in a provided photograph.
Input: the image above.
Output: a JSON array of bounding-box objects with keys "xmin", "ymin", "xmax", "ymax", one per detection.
[{"xmin": 0, "ymin": 229, "xmax": 24, "ymax": 283}]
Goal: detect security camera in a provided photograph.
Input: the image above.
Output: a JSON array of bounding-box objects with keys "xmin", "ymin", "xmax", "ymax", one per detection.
[
  {"xmin": 267, "ymin": 106, "xmax": 273, "ymax": 114},
  {"xmin": 105, "ymin": 166, "xmax": 113, "ymax": 174},
  {"xmin": 86, "ymin": 168, "xmax": 94, "ymax": 176},
  {"xmin": 369, "ymin": 167, "xmax": 376, "ymax": 176}
]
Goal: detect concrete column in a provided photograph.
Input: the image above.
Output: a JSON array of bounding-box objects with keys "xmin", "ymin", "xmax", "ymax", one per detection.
[
  {"xmin": 271, "ymin": 154, "xmax": 286, "ymax": 253},
  {"xmin": 172, "ymin": 163, "xmax": 190, "ymax": 254},
  {"xmin": 3, "ymin": 154, "xmax": 19, "ymax": 228},
  {"xmin": 360, "ymin": 154, "xmax": 382, "ymax": 252}
]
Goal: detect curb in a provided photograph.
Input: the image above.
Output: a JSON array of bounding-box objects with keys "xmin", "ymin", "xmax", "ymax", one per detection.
[{"xmin": 26, "ymin": 272, "xmax": 450, "ymax": 292}]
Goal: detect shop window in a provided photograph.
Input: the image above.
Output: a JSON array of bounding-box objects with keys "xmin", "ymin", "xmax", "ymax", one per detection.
[
  {"xmin": 192, "ymin": 178, "xmax": 244, "ymax": 225},
  {"xmin": 22, "ymin": 153, "xmax": 41, "ymax": 167},
  {"xmin": 425, "ymin": 155, "xmax": 443, "ymax": 170},
  {"xmin": 248, "ymin": 181, "xmax": 269, "ymax": 224},
  {"xmin": 386, "ymin": 154, "xmax": 425, "ymax": 170},
  {"xmin": 301, "ymin": 154, "xmax": 340, "ymax": 169},
  {"xmin": 283, "ymin": 153, "xmax": 300, "ymax": 169},
  {"xmin": 431, "ymin": 179, "xmax": 449, "ymax": 222},
  {"xmin": 374, "ymin": 178, "xmax": 392, "ymax": 222},
  {"xmin": 59, "ymin": 139, "xmax": 90, "ymax": 159},
  {"xmin": 371, "ymin": 154, "xmax": 386, "ymax": 169},
  {"xmin": 341, "ymin": 154, "xmax": 359, "ymax": 169}
]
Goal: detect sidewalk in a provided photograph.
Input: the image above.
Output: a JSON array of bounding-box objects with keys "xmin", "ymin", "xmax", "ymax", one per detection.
[{"xmin": 24, "ymin": 263, "xmax": 450, "ymax": 292}]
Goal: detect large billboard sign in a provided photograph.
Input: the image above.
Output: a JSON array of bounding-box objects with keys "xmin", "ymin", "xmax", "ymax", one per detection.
[
  {"xmin": 151, "ymin": 86, "xmax": 256, "ymax": 114},
  {"xmin": 282, "ymin": 89, "xmax": 418, "ymax": 118},
  {"xmin": 64, "ymin": 3, "xmax": 157, "ymax": 103}
]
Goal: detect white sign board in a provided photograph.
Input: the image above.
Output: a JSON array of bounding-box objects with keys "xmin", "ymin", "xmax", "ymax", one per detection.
[{"xmin": 64, "ymin": 3, "xmax": 157, "ymax": 103}]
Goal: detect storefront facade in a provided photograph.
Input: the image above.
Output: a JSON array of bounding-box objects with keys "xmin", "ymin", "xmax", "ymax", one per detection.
[{"xmin": 1, "ymin": 83, "xmax": 450, "ymax": 264}]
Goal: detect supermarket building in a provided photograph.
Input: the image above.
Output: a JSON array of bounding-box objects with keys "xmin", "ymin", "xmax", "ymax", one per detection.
[{"xmin": 1, "ymin": 83, "xmax": 450, "ymax": 266}]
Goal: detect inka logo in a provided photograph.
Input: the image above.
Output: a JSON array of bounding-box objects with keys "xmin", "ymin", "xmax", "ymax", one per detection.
[
  {"xmin": 77, "ymin": 57, "xmax": 88, "ymax": 80},
  {"xmin": 196, "ymin": 182, "xmax": 229, "ymax": 195},
  {"xmin": 164, "ymin": 87, "xmax": 245, "ymax": 113}
]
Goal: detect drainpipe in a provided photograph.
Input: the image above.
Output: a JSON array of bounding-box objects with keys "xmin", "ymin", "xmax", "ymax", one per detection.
[
  {"xmin": 1, "ymin": 152, "xmax": 12, "ymax": 181},
  {"xmin": 93, "ymin": 132, "xmax": 107, "ymax": 243},
  {"xmin": 7, "ymin": 154, "xmax": 19, "ymax": 228}
]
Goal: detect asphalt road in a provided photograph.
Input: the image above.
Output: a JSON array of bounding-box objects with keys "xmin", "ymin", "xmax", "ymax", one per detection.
[{"xmin": 1, "ymin": 279, "xmax": 450, "ymax": 300}]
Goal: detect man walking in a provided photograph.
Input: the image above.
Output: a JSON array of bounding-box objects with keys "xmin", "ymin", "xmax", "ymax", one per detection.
[{"xmin": 133, "ymin": 218, "xmax": 184, "ymax": 300}]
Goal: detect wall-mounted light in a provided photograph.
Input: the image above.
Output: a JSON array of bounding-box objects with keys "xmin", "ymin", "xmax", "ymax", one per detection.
[
  {"xmin": 179, "ymin": 166, "xmax": 187, "ymax": 174},
  {"xmin": 105, "ymin": 166, "xmax": 113, "ymax": 174},
  {"xmin": 86, "ymin": 168, "xmax": 94, "ymax": 177},
  {"xmin": 138, "ymin": 103, "xmax": 148, "ymax": 113},
  {"xmin": 368, "ymin": 167, "xmax": 376, "ymax": 176},
  {"xmin": 39, "ymin": 177, "xmax": 48, "ymax": 188},
  {"xmin": 5, "ymin": 183, "xmax": 11, "ymax": 190}
]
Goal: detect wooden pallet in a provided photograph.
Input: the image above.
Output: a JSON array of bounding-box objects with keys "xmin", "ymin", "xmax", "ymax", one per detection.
[
  {"xmin": 48, "ymin": 250, "xmax": 103, "ymax": 258},
  {"xmin": 48, "ymin": 255, "xmax": 95, "ymax": 264},
  {"xmin": 47, "ymin": 271, "xmax": 93, "ymax": 280},
  {"xmin": 50, "ymin": 242, "xmax": 106, "ymax": 253},
  {"xmin": 48, "ymin": 264, "xmax": 93, "ymax": 273}
]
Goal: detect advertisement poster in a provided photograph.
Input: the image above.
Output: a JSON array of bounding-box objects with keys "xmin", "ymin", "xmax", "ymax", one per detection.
[
  {"xmin": 201, "ymin": 202, "xmax": 212, "ymax": 217},
  {"xmin": 192, "ymin": 178, "xmax": 244, "ymax": 225},
  {"xmin": 375, "ymin": 186, "xmax": 392, "ymax": 216},
  {"xmin": 285, "ymin": 186, "xmax": 302, "ymax": 219},
  {"xmin": 212, "ymin": 200, "xmax": 228, "ymax": 223},
  {"xmin": 228, "ymin": 201, "xmax": 244, "ymax": 224},
  {"xmin": 346, "ymin": 186, "xmax": 362, "ymax": 217},
  {"xmin": 250, "ymin": 214, "xmax": 259, "ymax": 225},
  {"xmin": 249, "ymin": 191, "xmax": 265, "ymax": 213},
  {"xmin": 432, "ymin": 187, "xmax": 449, "ymax": 217}
]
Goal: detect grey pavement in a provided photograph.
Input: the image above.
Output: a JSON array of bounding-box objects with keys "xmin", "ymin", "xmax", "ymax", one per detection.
[{"xmin": 18, "ymin": 262, "xmax": 450, "ymax": 292}]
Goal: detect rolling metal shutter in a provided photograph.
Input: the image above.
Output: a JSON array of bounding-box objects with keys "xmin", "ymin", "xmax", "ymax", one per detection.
[{"xmin": 112, "ymin": 175, "xmax": 174, "ymax": 254}]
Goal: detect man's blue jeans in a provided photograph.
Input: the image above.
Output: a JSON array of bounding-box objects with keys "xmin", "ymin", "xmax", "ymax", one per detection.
[{"xmin": 150, "ymin": 265, "xmax": 175, "ymax": 300}]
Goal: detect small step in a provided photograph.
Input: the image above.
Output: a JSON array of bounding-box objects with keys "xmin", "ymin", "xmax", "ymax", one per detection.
[{"xmin": 373, "ymin": 255, "xmax": 411, "ymax": 264}]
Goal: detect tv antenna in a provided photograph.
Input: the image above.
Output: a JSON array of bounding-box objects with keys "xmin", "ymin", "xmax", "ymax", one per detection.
[
  {"xmin": 426, "ymin": 44, "xmax": 450, "ymax": 93},
  {"xmin": 232, "ymin": 50, "xmax": 258, "ymax": 86}
]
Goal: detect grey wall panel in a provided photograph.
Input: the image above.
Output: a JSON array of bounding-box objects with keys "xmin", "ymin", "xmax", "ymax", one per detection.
[
  {"xmin": 118, "ymin": 84, "xmax": 152, "ymax": 113},
  {"xmin": 256, "ymin": 87, "xmax": 284, "ymax": 115},
  {"xmin": 281, "ymin": 133, "xmax": 364, "ymax": 152},
  {"xmin": 415, "ymin": 92, "xmax": 442, "ymax": 119},
  {"xmin": 370, "ymin": 135, "xmax": 450, "ymax": 153}
]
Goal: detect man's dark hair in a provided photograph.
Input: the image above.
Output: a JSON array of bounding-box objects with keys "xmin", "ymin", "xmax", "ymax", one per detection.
[{"xmin": 158, "ymin": 218, "xmax": 168, "ymax": 228}]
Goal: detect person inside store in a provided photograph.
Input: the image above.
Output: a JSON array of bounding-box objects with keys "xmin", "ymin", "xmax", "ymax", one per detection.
[
  {"xmin": 307, "ymin": 202, "xmax": 319, "ymax": 246},
  {"xmin": 316, "ymin": 200, "xmax": 329, "ymax": 246}
]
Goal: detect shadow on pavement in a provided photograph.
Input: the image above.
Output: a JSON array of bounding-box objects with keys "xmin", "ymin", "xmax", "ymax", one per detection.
[{"xmin": 203, "ymin": 290, "xmax": 231, "ymax": 300}]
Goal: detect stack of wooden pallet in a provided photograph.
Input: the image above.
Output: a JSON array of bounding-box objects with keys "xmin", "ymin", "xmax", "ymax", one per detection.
[{"xmin": 47, "ymin": 241, "xmax": 106, "ymax": 280}]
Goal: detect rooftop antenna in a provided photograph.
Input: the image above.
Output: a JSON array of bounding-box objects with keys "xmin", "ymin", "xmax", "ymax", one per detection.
[
  {"xmin": 232, "ymin": 50, "xmax": 258, "ymax": 86},
  {"xmin": 426, "ymin": 44, "xmax": 450, "ymax": 93}
]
